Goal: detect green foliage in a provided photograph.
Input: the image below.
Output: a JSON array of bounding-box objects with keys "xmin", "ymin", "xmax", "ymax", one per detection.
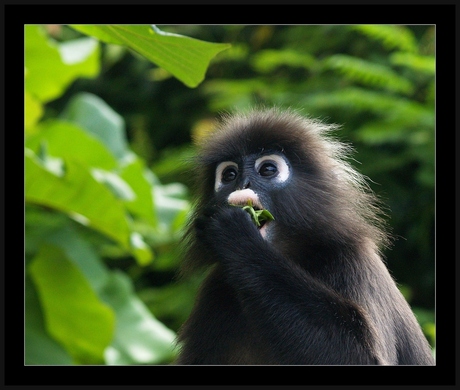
[
  {"xmin": 25, "ymin": 24, "xmax": 435, "ymax": 365},
  {"xmin": 70, "ymin": 25, "xmax": 230, "ymax": 88},
  {"xmin": 29, "ymin": 244, "xmax": 115, "ymax": 364},
  {"xmin": 25, "ymin": 25, "xmax": 99, "ymax": 132},
  {"xmin": 389, "ymin": 51, "xmax": 435, "ymax": 74},
  {"xmin": 27, "ymin": 120, "xmax": 118, "ymax": 170},
  {"xmin": 26, "ymin": 149, "xmax": 132, "ymax": 249},
  {"xmin": 232, "ymin": 199, "xmax": 275, "ymax": 227},
  {"xmin": 162, "ymin": 25, "xmax": 435, "ymax": 348},
  {"xmin": 26, "ymin": 220, "xmax": 177, "ymax": 365},
  {"xmin": 99, "ymin": 270, "xmax": 177, "ymax": 364},
  {"xmin": 25, "ymin": 275, "xmax": 74, "ymax": 365},
  {"xmin": 24, "ymin": 24, "xmax": 225, "ymax": 365},
  {"xmin": 351, "ymin": 25, "xmax": 418, "ymax": 53},
  {"xmin": 60, "ymin": 93, "xmax": 130, "ymax": 160},
  {"xmin": 251, "ymin": 49, "xmax": 316, "ymax": 73},
  {"xmin": 323, "ymin": 54, "xmax": 414, "ymax": 94}
]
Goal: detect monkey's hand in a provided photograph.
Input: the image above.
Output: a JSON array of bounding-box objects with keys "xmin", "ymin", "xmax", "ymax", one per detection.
[{"xmin": 195, "ymin": 206, "xmax": 266, "ymax": 262}]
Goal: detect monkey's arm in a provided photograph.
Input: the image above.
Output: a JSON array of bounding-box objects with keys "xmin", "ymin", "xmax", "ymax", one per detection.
[
  {"xmin": 196, "ymin": 206, "xmax": 384, "ymax": 365},
  {"xmin": 175, "ymin": 269, "xmax": 251, "ymax": 365}
]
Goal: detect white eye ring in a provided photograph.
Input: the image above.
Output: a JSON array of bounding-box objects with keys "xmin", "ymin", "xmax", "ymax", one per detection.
[
  {"xmin": 255, "ymin": 154, "xmax": 290, "ymax": 183},
  {"xmin": 215, "ymin": 161, "xmax": 238, "ymax": 191}
]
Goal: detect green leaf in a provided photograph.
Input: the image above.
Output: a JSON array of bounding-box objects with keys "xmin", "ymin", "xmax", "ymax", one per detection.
[
  {"xmin": 149, "ymin": 145, "xmax": 195, "ymax": 183},
  {"xmin": 60, "ymin": 93, "xmax": 130, "ymax": 160},
  {"xmin": 251, "ymin": 49, "xmax": 316, "ymax": 73},
  {"xmin": 129, "ymin": 232, "xmax": 154, "ymax": 266},
  {"xmin": 233, "ymin": 199, "xmax": 275, "ymax": 227},
  {"xmin": 390, "ymin": 52, "xmax": 435, "ymax": 74},
  {"xmin": 91, "ymin": 168, "xmax": 136, "ymax": 201},
  {"xmin": 26, "ymin": 223, "xmax": 167, "ymax": 364},
  {"xmin": 25, "ymin": 25, "xmax": 99, "ymax": 103},
  {"xmin": 302, "ymin": 87, "xmax": 433, "ymax": 124},
  {"xmin": 43, "ymin": 224, "xmax": 111, "ymax": 292},
  {"xmin": 53, "ymin": 227, "xmax": 167, "ymax": 360},
  {"xmin": 25, "ymin": 205, "xmax": 70, "ymax": 257},
  {"xmin": 100, "ymin": 271, "xmax": 176, "ymax": 364},
  {"xmin": 25, "ymin": 150, "xmax": 154, "ymax": 265},
  {"xmin": 203, "ymin": 79, "xmax": 267, "ymax": 111},
  {"xmin": 153, "ymin": 182, "xmax": 190, "ymax": 231},
  {"xmin": 58, "ymin": 37, "xmax": 100, "ymax": 65},
  {"xmin": 28, "ymin": 245, "xmax": 115, "ymax": 364},
  {"xmin": 257, "ymin": 209, "xmax": 275, "ymax": 224},
  {"xmin": 355, "ymin": 114, "xmax": 433, "ymax": 147},
  {"xmin": 25, "ymin": 149, "xmax": 131, "ymax": 248},
  {"xmin": 324, "ymin": 54, "xmax": 414, "ymax": 95},
  {"xmin": 138, "ymin": 281, "xmax": 199, "ymax": 331},
  {"xmin": 25, "ymin": 276, "xmax": 74, "ymax": 365},
  {"xmin": 25, "ymin": 91, "xmax": 43, "ymax": 134},
  {"xmin": 70, "ymin": 25, "xmax": 230, "ymax": 87},
  {"xmin": 355, "ymin": 121, "xmax": 412, "ymax": 145},
  {"xmin": 119, "ymin": 156, "xmax": 157, "ymax": 225},
  {"xmin": 352, "ymin": 25, "xmax": 418, "ymax": 53},
  {"xmin": 25, "ymin": 120, "xmax": 118, "ymax": 170}
]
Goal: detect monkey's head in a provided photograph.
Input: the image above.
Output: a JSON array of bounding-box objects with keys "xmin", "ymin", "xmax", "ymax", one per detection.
[{"xmin": 184, "ymin": 108, "xmax": 388, "ymax": 270}]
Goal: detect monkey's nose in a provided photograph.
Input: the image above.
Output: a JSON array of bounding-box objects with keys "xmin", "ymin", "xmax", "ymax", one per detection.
[{"xmin": 242, "ymin": 180, "xmax": 251, "ymax": 189}]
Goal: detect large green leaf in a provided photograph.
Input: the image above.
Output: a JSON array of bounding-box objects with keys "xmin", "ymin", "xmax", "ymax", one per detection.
[
  {"xmin": 26, "ymin": 96, "xmax": 154, "ymax": 265},
  {"xmin": 28, "ymin": 245, "xmax": 115, "ymax": 364},
  {"xmin": 119, "ymin": 156, "xmax": 157, "ymax": 225},
  {"xmin": 100, "ymin": 271, "xmax": 177, "ymax": 364},
  {"xmin": 154, "ymin": 182, "xmax": 190, "ymax": 232},
  {"xmin": 25, "ymin": 25, "xmax": 99, "ymax": 103},
  {"xmin": 25, "ymin": 119, "xmax": 118, "ymax": 170},
  {"xmin": 25, "ymin": 149, "xmax": 131, "ymax": 248},
  {"xmin": 43, "ymin": 224, "xmax": 111, "ymax": 291},
  {"xmin": 53, "ymin": 227, "xmax": 174, "ymax": 363},
  {"xmin": 60, "ymin": 93, "xmax": 130, "ymax": 160},
  {"xmin": 26, "ymin": 223, "xmax": 174, "ymax": 364},
  {"xmin": 25, "ymin": 91, "xmax": 43, "ymax": 133},
  {"xmin": 70, "ymin": 25, "xmax": 230, "ymax": 87},
  {"xmin": 25, "ymin": 276, "xmax": 74, "ymax": 365}
]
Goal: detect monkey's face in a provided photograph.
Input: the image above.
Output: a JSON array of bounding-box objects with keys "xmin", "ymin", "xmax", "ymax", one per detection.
[
  {"xmin": 212, "ymin": 151, "xmax": 291, "ymax": 239},
  {"xmin": 186, "ymin": 109, "xmax": 389, "ymax": 274}
]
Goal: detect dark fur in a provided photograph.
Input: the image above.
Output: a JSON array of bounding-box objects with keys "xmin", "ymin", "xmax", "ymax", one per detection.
[{"xmin": 176, "ymin": 108, "xmax": 434, "ymax": 365}]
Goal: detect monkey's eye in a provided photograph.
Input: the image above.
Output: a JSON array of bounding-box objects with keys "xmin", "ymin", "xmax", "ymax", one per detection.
[
  {"xmin": 258, "ymin": 162, "xmax": 278, "ymax": 177},
  {"xmin": 255, "ymin": 154, "xmax": 290, "ymax": 183},
  {"xmin": 222, "ymin": 166, "xmax": 238, "ymax": 182},
  {"xmin": 215, "ymin": 161, "xmax": 238, "ymax": 191}
]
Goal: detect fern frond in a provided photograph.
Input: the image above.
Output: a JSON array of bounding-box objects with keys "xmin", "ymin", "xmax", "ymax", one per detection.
[
  {"xmin": 352, "ymin": 25, "xmax": 418, "ymax": 53},
  {"xmin": 355, "ymin": 118, "xmax": 433, "ymax": 146},
  {"xmin": 355, "ymin": 120, "xmax": 414, "ymax": 145},
  {"xmin": 251, "ymin": 49, "xmax": 316, "ymax": 73},
  {"xmin": 390, "ymin": 52, "xmax": 435, "ymax": 75},
  {"xmin": 323, "ymin": 54, "xmax": 414, "ymax": 95},
  {"xmin": 302, "ymin": 87, "xmax": 433, "ymax": 124}
]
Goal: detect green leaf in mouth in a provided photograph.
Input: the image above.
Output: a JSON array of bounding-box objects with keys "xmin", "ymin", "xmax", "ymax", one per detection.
[{"xmin": 232, "ymin": 199, "xmax": 275, "ymax": 227}]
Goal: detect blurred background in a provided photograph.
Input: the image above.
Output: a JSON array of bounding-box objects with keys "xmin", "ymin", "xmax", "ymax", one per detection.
[{"xmin": 25, "ymin": 25, "xmax": 435, "ymax": 365}]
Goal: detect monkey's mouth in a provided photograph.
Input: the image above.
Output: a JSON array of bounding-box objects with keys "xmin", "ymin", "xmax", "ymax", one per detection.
[
  {"xmin": 227, "ymin": 189, "xmax": 274, "ymax": 238},
  {"xmin": 257, "ymin": 214, "xmax": 271, "ymax": 238},
  {"xmin": 251, "ymin": 205, "xmax": 269, "ymax": 228},
  {"xmin": 241, "ymin": 203, "xmax": 273, "ymax": 238},
  {"xmin": 253, "ymin": 206, "xmax": 273, "ymax": 236}
]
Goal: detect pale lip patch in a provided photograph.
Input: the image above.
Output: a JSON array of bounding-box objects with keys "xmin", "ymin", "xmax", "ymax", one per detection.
[
  {"xmin": 227, "ymin": 188, "xmax": 262, "ymax": 208},
  {"xmin": 227, "ymin": 189, "xmax": 271, "ymax": 238}
]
